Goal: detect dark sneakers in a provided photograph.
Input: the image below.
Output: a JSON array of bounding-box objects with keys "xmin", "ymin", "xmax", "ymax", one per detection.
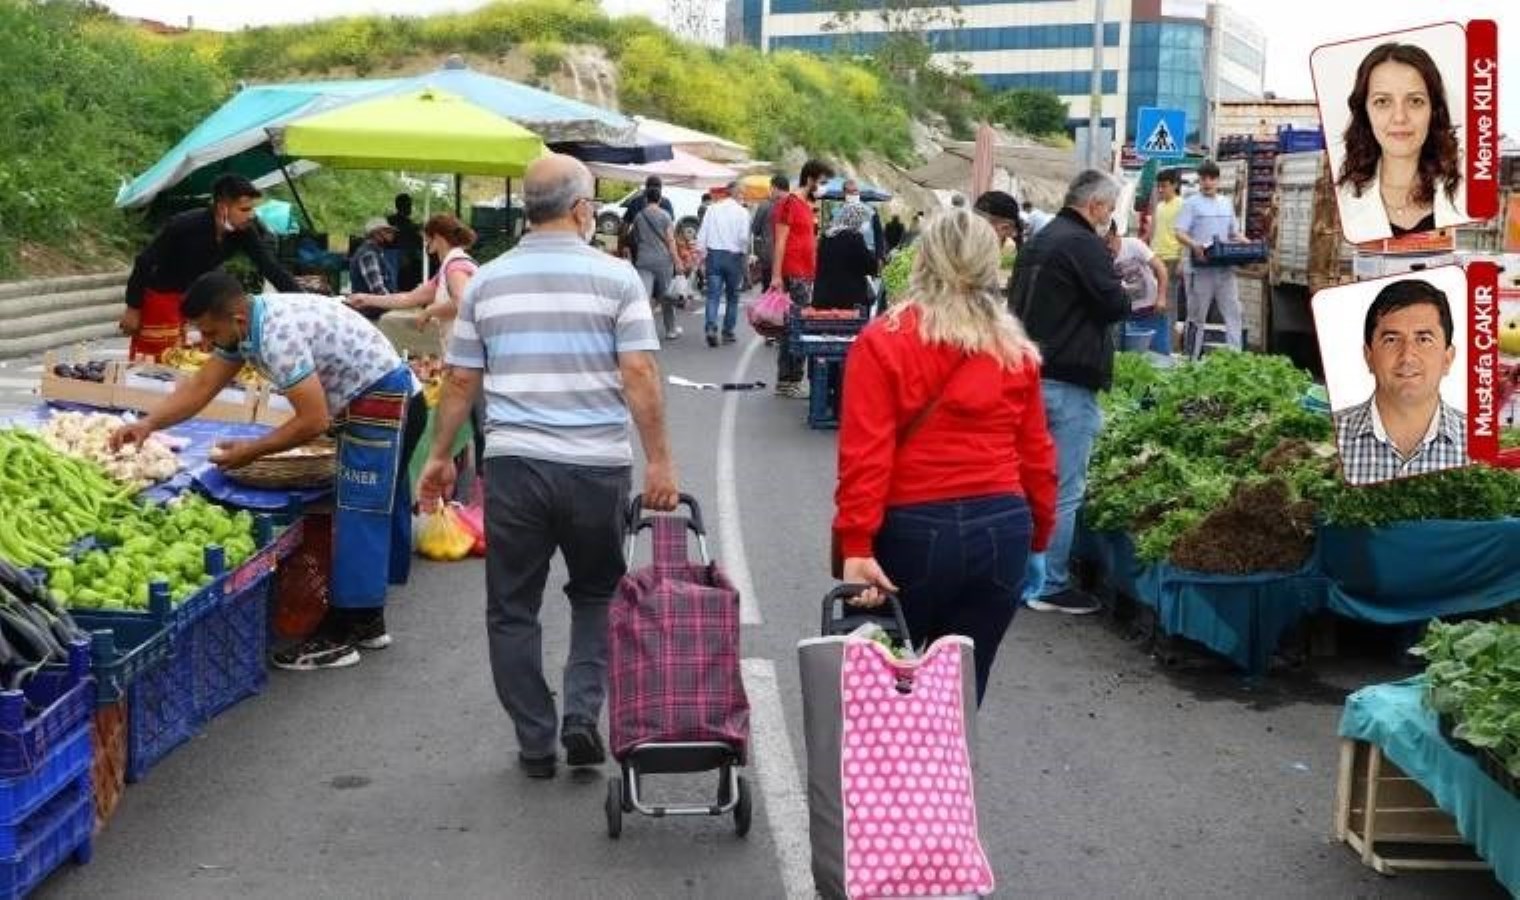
[
  {"xmin": 347, "ymin": 611, "xmax": 392, "ymax": 650},
  {"xmin": 1025, "ymin": 589, "xmax": 1103, "ymax": 615},
  {"xmin": 561, "ymin": 720, "xmax": 607, "ymax": 768},
  {"xmin": 519, "ymin": 752, "xmax": 557, "ymax": 780},
  {"xmin": 272, "ymin": 633, "xmax": 361, "ymax": 671},
  {"xmin": 706, "ymin": 326, "xmax": 720, "ymax": 347}
]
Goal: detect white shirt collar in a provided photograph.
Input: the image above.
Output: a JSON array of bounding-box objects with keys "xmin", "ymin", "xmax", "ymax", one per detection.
[{"xmin": 1369, "ymin": 395, "xmax": 1442, "ymax": 453}]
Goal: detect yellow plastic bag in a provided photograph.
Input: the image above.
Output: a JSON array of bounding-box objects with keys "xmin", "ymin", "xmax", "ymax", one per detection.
[{"xmin": 415, "ymin": 501, "xmax": 474, "ymax": 561}]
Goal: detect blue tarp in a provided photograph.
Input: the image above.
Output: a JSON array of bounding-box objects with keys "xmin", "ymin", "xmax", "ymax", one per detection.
[
  {"xmin": 1319, "ymin": 519, "xmax": 1520, "ymax": 624},
  {"xmin": 118, "ymin": 61, "xmax": 663, "ymax": 209},
  {"xmin": 1339, "ymin": 679, "xmax": 1520, "ymax": 895}
]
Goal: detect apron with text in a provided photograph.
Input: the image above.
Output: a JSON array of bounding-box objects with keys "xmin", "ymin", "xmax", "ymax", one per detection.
[{"xmin": 331, "ymin": 366, "xmax": 415, "ymax": 608}]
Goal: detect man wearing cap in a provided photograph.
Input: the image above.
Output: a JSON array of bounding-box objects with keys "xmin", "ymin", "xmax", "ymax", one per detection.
[
  {"xmin": 349, "ymin": 218, "xmax": 398, "ymax": 321},
  {"xmin": 694, "ymin": 182, "xmax": 751, "ymax": 346},
  {"xmin": 122, "ymin": 173, "xmax": 300, "ymax": 361},
  {"xmin": 974, "ymin": 191, "xmax": 1024, "ymax": 293}
]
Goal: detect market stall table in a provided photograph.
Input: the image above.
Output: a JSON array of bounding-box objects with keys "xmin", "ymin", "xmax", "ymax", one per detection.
[{"xmin": 1337, "ymin": 678, "xmax": 1519, "ymax": 893}]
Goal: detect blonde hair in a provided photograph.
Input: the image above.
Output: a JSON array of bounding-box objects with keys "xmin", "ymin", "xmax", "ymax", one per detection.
[{"xmin": 890, "ymin": 209, "xmax": 1041, "ymax": 368}]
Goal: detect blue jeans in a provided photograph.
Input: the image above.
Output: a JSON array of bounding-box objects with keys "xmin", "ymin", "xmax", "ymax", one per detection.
[
  {"xmin": 704, "ymin": 249, "xmax": 743, "ymax": 336},
  {"xmin": 873, "ymin": 494, "xmax": 1032, "ymax": 705},
  {"xmin": 1038, "ymin": 379, "xmax": 1103, "ymax": 599}
]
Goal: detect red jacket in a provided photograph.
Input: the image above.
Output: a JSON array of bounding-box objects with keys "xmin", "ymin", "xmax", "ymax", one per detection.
[{"xmin": 833, "ymin": 306, "xmax": 1058, "ymax": 559}]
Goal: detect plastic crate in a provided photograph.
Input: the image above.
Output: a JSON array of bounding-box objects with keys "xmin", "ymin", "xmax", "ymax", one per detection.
[
  {"xmin": 191, "ymin": 572, "xmax": 271, "ymax": 722},
  {"xmin": 90, "ymin": 702, "xmax": 125, "ymax": 833},
  {"xmin": 1277, "ymin": 126, "xmax": 1325, "ymax": 153},
  {"xmin": 1201, "ymin": 241, "xmax": 1269, "ymax": 267},
  {"xmin": 0, "ymin": 642, "xmax": 93, "ymax": 779},
  {"xmin": 0, "ymin": 726, "xmax": 90, "ymax": 828},
  {"xmin": 82, "ymin": 607, "xmax": 170, "ymax": 708},
  {"xmin": 806, "ymin": 359, "xmax": 845, "ymax": 430},
  {"xmin": 67, "ymin": 545, "xmax": 229, "ymax": 642},
  {"xmin": 124, "ymin": 633, "xmax": 197, "ymax": 784},
  {"xmin": 272, "ymin": 514, "xmax": 329, "ymax": 641},
  {"xmin": 0, "ymin": 776, "xmax": 91, "ymax": 900}
]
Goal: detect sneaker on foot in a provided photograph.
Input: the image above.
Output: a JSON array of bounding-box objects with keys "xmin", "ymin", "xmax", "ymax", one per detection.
[
  {"xmin": 348, "ymin": 611, "xmax": 391, "ymax": 650},
  {"xmin": 706, "ymin": 327, "xmax": 719, "ymax": 348},
  {"xmin": 561, "ymin": 720, "xmax": 607, "ymax": 767},
  {"xmin": 518, "ymin": 752, "xmax": 557, "ymax": 780},
  {"xmin": 1025, "ymin": 589, "xmax": 1102, "ymax": 615},
  {"xmin": 272, "ymin": 634, "xmax": 361, "ymax": 671},
  {"xmin": 779, "ymin": 381, "xmax": 811, "ymax": 399},
  {"xmin": 664, "ymin": 326, "xmax": 684, "ymax": 341},
  {"xmin": 721, "ymin": 332, "xmax": 737, "ymax": 344}
]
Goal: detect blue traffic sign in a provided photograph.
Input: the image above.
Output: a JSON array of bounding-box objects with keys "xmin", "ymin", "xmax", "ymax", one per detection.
[{"xmin": 1135, "ymin": 107, "xmax": 1186, "ymax": 159}]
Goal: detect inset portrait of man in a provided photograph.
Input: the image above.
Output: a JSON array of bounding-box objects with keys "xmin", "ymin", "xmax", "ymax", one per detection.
[{"xmin": 1333, "ymin": 278, "xmax": 1469, "ymax": 485}]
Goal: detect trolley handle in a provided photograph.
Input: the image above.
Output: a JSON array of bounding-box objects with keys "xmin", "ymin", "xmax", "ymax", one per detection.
[
  {"xmin": 822, "ymin": 584, "xmax": 911, "ymax": 644},
  {"xmin": 624, "ymin": 493, "xmax": 711, "ymax": 565}
]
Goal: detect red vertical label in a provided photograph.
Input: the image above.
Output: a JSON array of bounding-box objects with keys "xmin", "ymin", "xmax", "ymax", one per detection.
[
  {"xmin": 1467, "ymin": 261, "xmax": 1499, "ymax": 464},
  {"xmin": 1466, "ymin": 20, "xmax": 1500, "ymax": 220}
]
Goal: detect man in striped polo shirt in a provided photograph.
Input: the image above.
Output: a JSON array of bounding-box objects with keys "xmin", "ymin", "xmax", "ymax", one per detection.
[{"xmin": 419, "ymin": 153, "xmax": 679, "ymax": 780}]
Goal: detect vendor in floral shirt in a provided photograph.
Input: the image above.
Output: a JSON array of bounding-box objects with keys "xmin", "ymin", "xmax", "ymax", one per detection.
[{"xmin": 110, "ymin": 272, "xmax": 427, "ymax": 672}]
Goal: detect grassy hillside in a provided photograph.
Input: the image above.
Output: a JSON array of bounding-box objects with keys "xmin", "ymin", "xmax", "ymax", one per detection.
[{"xmin": 0, "ymin": 0, "xmax": 984, "ymax": 279}]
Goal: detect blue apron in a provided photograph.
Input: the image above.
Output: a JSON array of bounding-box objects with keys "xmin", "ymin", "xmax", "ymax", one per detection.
[{"xmin": 331, "ymin": 366, "xmax": 415, "ymax": 608}]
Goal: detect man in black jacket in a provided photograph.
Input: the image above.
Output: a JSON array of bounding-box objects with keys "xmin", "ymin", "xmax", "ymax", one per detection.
[{"xmin": 1008, "ymin": 170, "xmax": 1129, "ymax": 615}]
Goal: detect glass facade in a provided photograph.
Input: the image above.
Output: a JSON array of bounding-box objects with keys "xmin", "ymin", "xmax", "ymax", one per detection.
[
  {"xmin": 1126, "ymin": 21, "xmax": 1208, "ymax": 145},
  {"xmin": 769, "ymin": 0, "xmax": 1065, "ymax": 11},
  {"xmin": 741, "ymin": 0, "xmax": 763, "ymax": 49},
  {"xmin": 768, "ymin": 23, "xmax": 1121, "ymax": 55},
  {"xmin": 981, "ymin": 71, "xmax": 1121, "ymax": 95}
]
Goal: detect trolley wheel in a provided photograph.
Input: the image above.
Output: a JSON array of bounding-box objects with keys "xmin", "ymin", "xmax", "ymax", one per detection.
[
  {"xmin": 734, "ymin": 776, "xmax": 752, "ymax": 837},
  {"xmin": 606, "ymin": 778, "xmax": 623, "ymax": 839}
]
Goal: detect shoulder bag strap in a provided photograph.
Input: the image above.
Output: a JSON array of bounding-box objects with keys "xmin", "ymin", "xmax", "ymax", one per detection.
[{"xmin": 898, "ymin": 354, "xmax": 970, "ymax": 446}]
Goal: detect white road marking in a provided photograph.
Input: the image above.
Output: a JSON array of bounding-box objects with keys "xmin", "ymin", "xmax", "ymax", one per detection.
[
  {"xmin": 0, "ymin": 378, "xmax": 39, "ymax": 390},
  {"xmin": 718, "ymin": 337, "xmax": 765, "ymax": 626},
  {"xmin": 742, "ymin": 658, "xmax": 814, "ymax": 900},
  {"xmin": 19, "ymin": 365, "xmax": 41, "ymax": 375}
]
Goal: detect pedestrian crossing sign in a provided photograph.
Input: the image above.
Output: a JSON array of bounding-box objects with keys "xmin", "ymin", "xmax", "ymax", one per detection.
[{"xmin": 1136, "ymin": 107, "xmax": 1185, "ymax": 159}]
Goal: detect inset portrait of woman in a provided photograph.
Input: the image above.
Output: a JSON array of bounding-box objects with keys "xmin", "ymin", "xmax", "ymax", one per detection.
[{"xmin": 1312, "ymin": 27, "xmax": 1472, "ymax": 244}]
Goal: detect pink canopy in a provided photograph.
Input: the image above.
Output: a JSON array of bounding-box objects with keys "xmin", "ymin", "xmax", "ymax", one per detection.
[{"xmin": 587, "ymin": 148, "xmax": 738, "ymax": 189}]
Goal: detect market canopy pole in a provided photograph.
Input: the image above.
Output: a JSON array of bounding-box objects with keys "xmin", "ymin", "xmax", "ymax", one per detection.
[
  {"xmin": 276, "ymin": 159, "xmax": 317, "ymax": 233},
  {"xmin": 1088, "ymin": 0, "xmax": 1106, "ymax": 171}
]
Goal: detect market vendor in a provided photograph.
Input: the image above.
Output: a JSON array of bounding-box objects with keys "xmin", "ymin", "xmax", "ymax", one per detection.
[
  {"xmin": 110, "ymin": 271, "xmax": 427, "ymax": 672},
  {"xmin": 122, "ymin": 174, "xmax": 300, "ymax": 362}
]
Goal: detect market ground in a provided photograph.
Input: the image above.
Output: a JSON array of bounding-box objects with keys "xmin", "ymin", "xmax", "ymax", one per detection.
[{"xmin": 29, "ymin": 304, "xmax": 1508, "ymax": 900}]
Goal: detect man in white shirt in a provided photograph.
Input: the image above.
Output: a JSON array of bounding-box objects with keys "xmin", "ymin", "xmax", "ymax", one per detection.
[
  {"xmin": 695, "ymin": 182, "xmax": 751, "ymax": 347},
  {"xmin": 1173, "ymin": 160, "xmax": 1245, "ymax": 358}
]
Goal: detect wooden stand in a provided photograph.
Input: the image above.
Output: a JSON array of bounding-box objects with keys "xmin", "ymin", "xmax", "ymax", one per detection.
[{"xmin": 1334, "ymin": 738, "xmax": 1491, "ymax": 876}]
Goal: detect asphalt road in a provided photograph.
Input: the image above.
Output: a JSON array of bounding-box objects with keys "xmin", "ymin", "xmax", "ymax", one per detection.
[{"xmin": 33, "ymin": 300, "xmax": 1509, "ymax": 899}]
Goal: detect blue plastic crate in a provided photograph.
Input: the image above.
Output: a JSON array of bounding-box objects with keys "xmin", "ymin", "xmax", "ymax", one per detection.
[
  {"xmin": 191, "ymin": 572, "xmax": 271, "ymax": 722},
  {"xmin": 67, "ymin": 545, "xmax": 229, "ymax": 642},
  {"xmin": 0, "ymin": 776, "xmax": 91, "ymax": 899},
  {"xmin": 124, "ymin": 635, "xmax": 197, "ymax": 784},
  {"xmin": 81, "ymin": 603, "xmax": 171, "ymax": 708},
  {"xmin": 0, "ymin": 726, "xmax": 89, "ymax": 829},
  {"xmin": 0, "ymin": 642, "xmax": 93, "ymax": 779},
  {"xmin": 1277, "ymin": 126, "xmax": 1325, "ymax": 153},
  {"xmin": 806, "ymin": 359, "xmax": 844, "ymax": 430},
  {"xmin": 1201, "ymin": 241, "xmax": 1269, "ymax": 267}
]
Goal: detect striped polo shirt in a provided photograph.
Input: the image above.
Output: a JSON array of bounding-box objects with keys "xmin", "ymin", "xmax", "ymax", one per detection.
[{"xmin": 446, "ymin": 231, "xmax": 660, "ymax": 467}]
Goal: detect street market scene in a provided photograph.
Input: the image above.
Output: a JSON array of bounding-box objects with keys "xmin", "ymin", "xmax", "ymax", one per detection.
[{"xmin": 0, "ymin": 0, "xmax": 1517, "ymax": 897}]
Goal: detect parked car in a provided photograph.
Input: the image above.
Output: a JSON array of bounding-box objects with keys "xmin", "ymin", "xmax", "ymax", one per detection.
[{"xmin": 597, "ymin": 186, "xmax": 706, "ymax": 239}]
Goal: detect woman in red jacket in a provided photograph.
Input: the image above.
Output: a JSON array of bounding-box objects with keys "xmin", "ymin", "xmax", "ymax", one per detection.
[{"xmin": 833, "ymin": 209, "xmax": 1057, "ymax": 704}]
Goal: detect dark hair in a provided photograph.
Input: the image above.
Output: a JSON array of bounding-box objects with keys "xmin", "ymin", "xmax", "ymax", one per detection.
[
  {"xmin": 1337, "ymin": 42, "xmax": 1461, "ymax": 206},
  {"xmin": 799, "ymin": 159, "xmax": 834, "ymax": 186},
  {"xmin": 1362, "ymin": 278, "xmax": 1454, "ymax": 348},
  {"xmin": 1196, "ymin": 161, "xmax": 1220, "ymax": 179},
  {"xmin": 644, "ymin": 184, "xmax": 661, "ymax": 203},
  {"xmin": 180, "ymin": 270, "xmax": 246, "ymax": 320},
  {"xmin": 211, "ymin": 174, "xmax": 260, "ymax": 203},
  {"xmin": 1157, "ymin": 169, "xmax": 1180, "ymax": 186},
  {"xmin": 770, "ymin": 174, "xmax": 790, "ymax": 191},
  {"xmin": 395, "ymin": 193, "xmax": 412, "ymax": 207},
  {"xmin": 423, "ymin": 213, "xmax": 476, "ymax": 248}
]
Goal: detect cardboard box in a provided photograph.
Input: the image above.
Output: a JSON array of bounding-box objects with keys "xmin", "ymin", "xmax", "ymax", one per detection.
[
  {"xmin": 37, "ymin": 351, "xmax": 119, "ymax": 409},
  {"xmin": 112, "ymin": 366, "xmax": 258, "ymax": 424}
]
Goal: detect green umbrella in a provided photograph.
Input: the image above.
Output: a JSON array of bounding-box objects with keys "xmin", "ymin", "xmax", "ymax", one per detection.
[{"xmin": 276, "ymin": 87, "xmax": 546, "ymax": 176}]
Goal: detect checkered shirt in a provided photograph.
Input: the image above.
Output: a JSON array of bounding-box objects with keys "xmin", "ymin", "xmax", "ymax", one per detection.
[{"xmin": 1334, "ymin": 397, "xmax": 1469, "ymax": 486}]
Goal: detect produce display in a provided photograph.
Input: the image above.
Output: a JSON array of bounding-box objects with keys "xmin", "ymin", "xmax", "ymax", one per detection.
[
  {"xmin": 160, "ymin": 347, "xmax": 264, "ymax": 389},
  {"xmin": 1416, "ymin": 620, "xmax": 1520, "ymax": 781},
  {"xmin": 881, "ymin": 245, "xmax": 916, "ymax": 299},
  {"xmin": 1086, "ymin": 352, "xmax": 1336, "ymax": 571},
  {"xmin": 55, "ymin": 494, "xmax": 257, "ymax": 609},
  {"xmin": 1317, "ymin": 465, "xmax": 1520, "ymax": 527},
  {"xmin": 0, "ymin": 428, "xmax": 137, "ymax": 566},
  {"xmin": 414, "ymin": 502, "xmax": 474, "ymax": 561},
  {"xmin": 50, "ymin": 360, "xmax": 111, "ymax": 383},
  {"xmin": 0, "ymin": 558, "xmax": 89, "ymax": 684},
  {"xmin": 39, "ymin": 411, "xmax": 180, "ymax": 487}
]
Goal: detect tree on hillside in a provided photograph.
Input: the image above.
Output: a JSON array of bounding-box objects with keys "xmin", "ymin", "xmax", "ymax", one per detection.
[
  {"xmin": 819, "ymin": 0, "xmax": 965, "ymax": 81},
  {"xmin": 986, "ymin": 89, "xmax": 1069, "ymax": 137}
]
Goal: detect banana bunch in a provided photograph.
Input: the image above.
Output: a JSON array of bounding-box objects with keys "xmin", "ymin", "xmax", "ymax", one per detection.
[{"xmin": 161, "ymin": 347, "xmax": 265, "ymax": 389}]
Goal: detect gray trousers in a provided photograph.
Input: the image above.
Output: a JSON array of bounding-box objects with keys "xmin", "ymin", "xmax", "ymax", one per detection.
[
  {"xmin": 484, "ymin": 455, "xmax": 632, "ymax": 757},
  {"xmin": 1184, "ymin": 265, "xmax": 1242, "ymax": 357}
]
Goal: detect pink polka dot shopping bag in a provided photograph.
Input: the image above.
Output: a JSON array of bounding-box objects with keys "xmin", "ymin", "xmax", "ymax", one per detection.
[{"xmin": 798, "ymin": 634, "xmax": 994, "ymax": 899}]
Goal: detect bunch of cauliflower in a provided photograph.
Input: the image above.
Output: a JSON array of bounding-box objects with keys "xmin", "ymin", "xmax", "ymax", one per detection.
[{"xmin": 40, "ymin": 412, "xmax": 180, "ymax": 487}]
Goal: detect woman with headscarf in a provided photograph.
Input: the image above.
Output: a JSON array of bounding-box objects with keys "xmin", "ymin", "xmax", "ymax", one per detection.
[{"xmin": 812, "ymin": 201, "xmax": 880, "ymax": 312}]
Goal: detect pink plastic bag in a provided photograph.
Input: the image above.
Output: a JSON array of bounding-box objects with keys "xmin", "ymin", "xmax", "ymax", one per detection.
[
  {"xmin": 746, "ymin": 287, "xmax": 792, "ymax": 336},
  {"xmin": 453, "ymin": 479, "xmax": 486, "ymax": 557}
]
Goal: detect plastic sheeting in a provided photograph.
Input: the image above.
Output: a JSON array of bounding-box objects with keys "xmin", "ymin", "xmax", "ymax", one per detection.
[
  {"xmin": 1339, "ymin": 678, "xmax": 1520, "ymax": 895},
  {"xmin": 1319, "ymin": 519, "xmax": 1520, "ymax": 624}
]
